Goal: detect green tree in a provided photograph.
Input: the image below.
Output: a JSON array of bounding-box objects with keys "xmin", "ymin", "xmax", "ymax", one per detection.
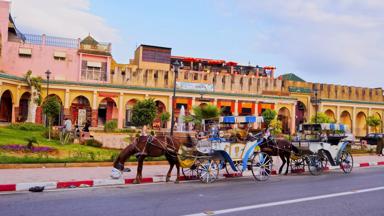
[
  {"xmin": 262, "ymin": 109, "xmax": 277, "ymax": 127},
  {"xmin": 159, "ymin": 112, "xmax": 170, "ymax": 128},
  {"xmin": 132, "ymin": 98, "xmax": 157, "ymax": 127},
  {"xmin": 42, "ymin": 96, "xmax": 61, "ymax": 140},
  {"xmin": 366, "ymin": 115, "xmax": 381, "ymax": 133},
  {"xmin": 184, "ymin": 104, "xmax": 221, "ymax": 129},
  {"xmin": 269, "ymin": 119, "xmax": 282, "ymax": 136},
  {"xmin": 310, "ymin": 112, "xmax": 333, "ymax": 123}
]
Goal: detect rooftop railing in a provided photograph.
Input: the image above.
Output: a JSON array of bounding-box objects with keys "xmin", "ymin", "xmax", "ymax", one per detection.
[{"xmin": 23, "ymin": 33, "xmax": 79, "ymax": 49}]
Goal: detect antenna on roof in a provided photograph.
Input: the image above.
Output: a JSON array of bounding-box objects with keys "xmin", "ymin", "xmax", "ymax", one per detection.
[{"xmin": 248, "ymin": 60, "xmax": 251, "ymax": 66}]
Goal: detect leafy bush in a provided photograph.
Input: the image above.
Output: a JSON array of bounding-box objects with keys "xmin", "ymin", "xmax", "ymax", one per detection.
[
  {"xmin": 84, "ymin": 139, "xmax": 103, "ymax": 148},
  {"xmin": 132, "ymin": 99, "xmax": 157, "ymax": 127},
  {"xmin": 262, "ymin": 109, "xmax": 277, "ymax": 127},
  {"xmin": 104, "ymin": 120, "xmax": 118, "ymax": 132},
  {"xmin": 310, "ymin": 112, "xmax": 333, "ymax": 123},
  {"xmin": 7, "ymin": 123, "xmax": 45, "ymax": 131}
]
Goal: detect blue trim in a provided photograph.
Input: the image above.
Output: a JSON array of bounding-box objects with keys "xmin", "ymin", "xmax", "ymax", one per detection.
[
  {"xmin": 215, "ymin": 150, "xmax": 237, "ymax": 171},
  {"xmin": 242, "ymin": 139, "xmax": 264, "ymax": 171}
]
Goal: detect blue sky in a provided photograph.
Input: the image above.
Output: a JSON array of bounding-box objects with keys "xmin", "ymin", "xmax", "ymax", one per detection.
[{"xmin": 10, "ymin": 0, "xmax": 384, "ymax": 88}]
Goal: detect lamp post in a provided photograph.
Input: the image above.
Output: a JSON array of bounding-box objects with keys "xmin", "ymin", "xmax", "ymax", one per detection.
[
  {"xmin": 44, "ymin": 70, "xmax": 51, "ymax": 127},
  {"xmin": 313, "ymin": 87, "xmax": 319, "ymax": 124},
  {"xmin": 45, "ymin": 70, "xmax": 51, "ymax": 97},
  {"xmin": 170, "ymin": 60, "xmax": 182, "ymax": 136}
]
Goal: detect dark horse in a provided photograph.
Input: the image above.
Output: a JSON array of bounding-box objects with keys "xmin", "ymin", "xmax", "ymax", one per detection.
[
  {"xmin": 113, "ymin": 135, "xmax": 186, "ymax": 184},
  {"xmin": 259, "ymin": 135, "xmax": 299, "ymax": 175}
]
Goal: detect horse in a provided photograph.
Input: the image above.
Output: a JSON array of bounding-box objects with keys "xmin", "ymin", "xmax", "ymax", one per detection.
[
  {"xmin": 113, "ymin": 134, "xmax": 192, "ymax": 184},
  {"xmin": 259, "ymin": 135, "xmax": 299, "ymax": 175}
]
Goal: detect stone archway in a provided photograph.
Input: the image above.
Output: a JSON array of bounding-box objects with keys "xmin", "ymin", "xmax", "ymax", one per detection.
[
  {"xmin": 71, "ymin": 96, "xmax": 91, "ymax": 126},
  {"xmin": 98, "ymin": 97, "xmax": 117, "ymax": 126},
  {"xmin": 355, "ymin": 112, "xmax": 367, "ymax": 137},
  {"xmin": 125, "ymin": 99, "xmax": 137, "ymax": 127},
  {"xmin": 154, "ymin": 100, "xmax": 167, "ymax": 129},
  {"xmin": 0, "ymin": 90, "xmax": 13, "ymax": 122},
  {"xmin": 18, "ymin": 92, "xmax": 31, "ymax": 122},
  {"xmin": 324, "ymin": 109, "xmax": 336, "ymax": 123},
  {"xmin": 340, "ymin": 111, "xmax": 352, "ymax": 132},
  {"xmin": 278, "ymin": 107, "xmax": 291, "ymax": 134},
  {"xmin": 374, "ymin": 112, "xmax": 383, "ymax": 133},
  {"xmin": 295, "ymin": 101, "xmax": 307, "ymax": 129}
]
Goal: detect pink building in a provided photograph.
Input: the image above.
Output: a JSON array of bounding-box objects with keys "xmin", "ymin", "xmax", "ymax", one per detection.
[{"xmin": 0, "ymin": 1, "xmax": 112, "ymax": 83}]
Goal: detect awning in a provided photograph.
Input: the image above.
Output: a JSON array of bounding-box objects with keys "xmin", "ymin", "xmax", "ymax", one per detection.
[
  {"xmin": 220, "ymin": 116, "xmax": 236, "ymax": 124},
  {"xmin": 321, "ymin": 123, "xmax": 348, "ymax": 131},
  {"xmin": 226, "ymin": 61, "xmax": 238, "ymax": 66}
]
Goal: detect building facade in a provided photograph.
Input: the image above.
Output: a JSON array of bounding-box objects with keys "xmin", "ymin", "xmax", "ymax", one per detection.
[{"xmin": 0, "ymin": 1, "xmax": 383, "ymax": 136}]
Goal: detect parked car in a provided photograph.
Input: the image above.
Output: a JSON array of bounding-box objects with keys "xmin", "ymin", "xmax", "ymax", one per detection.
[{"xmin": 360, "ymin": 133, "xmax": 384, "ymax": 145}]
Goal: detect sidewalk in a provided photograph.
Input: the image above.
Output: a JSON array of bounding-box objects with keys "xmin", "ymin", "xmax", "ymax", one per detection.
[{"xmin": 1, "ymin": 155, "xmax": 383, "ymax": 186}]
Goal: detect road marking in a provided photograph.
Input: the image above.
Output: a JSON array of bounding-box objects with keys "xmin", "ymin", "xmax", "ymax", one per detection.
[{"xmin": 183, "ymin": 186, "xmax": 384, "ymax": 216}]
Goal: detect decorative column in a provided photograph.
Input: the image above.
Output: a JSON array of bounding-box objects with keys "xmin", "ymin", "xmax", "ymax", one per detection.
[
  {"xmin": 368, "ymin": 108, "xmax": 372, "ymax": 133},
  {"xmin": 64, "ymin": 89, "xmax": 71, "ymax": 120},
  {"xmin": 167, "ymin": 95, "xmax": 172, "ymax": 129},
  {"xmin": 191, "ymin": 97, "xmax": 196, "ymax": 114},
  {"xmin": 91, "ymin": 91, "xmax": 98, "ymax": 127},
  {"xmin": 254, "ymin": 101, "xmax": 259, "ymax": 129},
  {"xmin": 291, "ymin": 102, "xmax": 297, "ymax": 135},
  {"xmin": 336, "ymin": 106, "xmax": 341, "ymax": 123},
  {"xmin": 234, "ymin": 100, "xmax": 239, "ymax": 116},
  {"xmin": 117, "ymin": 92, "xmax": 124, "ymax": 129},
  {"xmin": 352, "ymin": 107, "xmax": 356, "ymax": 134}
]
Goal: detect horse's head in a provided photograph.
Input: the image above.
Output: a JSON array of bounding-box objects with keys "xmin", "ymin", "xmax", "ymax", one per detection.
[{"xmin": 112, "ymin": 138, "xmax": 141, "ymax": 171}]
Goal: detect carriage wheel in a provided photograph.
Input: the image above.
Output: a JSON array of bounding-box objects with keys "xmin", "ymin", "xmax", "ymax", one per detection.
[
  {"xmin": 307, "ymin": 154, "xmax": 323, "ymax": 176},
  {"xmin": 197, "ymin": 160, "xmax": 219, "ymax": 183},
  {"xmin": 251, "ymin": 152, "xmax": 273, "ymax": 181},
  {"xmin": 290, "ymin": 156, "xmax": 305, "ymax": 174},
  {"xmin": 340, "ymin": 151, "xmax": 353, "ymax": 174},
  {"xmin": 182, "ymin": 164, "xmax": 199, "ymax": 180}
]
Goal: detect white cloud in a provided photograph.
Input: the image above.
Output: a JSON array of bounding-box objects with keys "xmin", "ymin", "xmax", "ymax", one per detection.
[
  {"xmin": 10, "ymin": 0, "xmax": 119, "ymax": 43},
  {"xmin": 226, "ymin": 0, "xmax": 384, "ymax": 87}
]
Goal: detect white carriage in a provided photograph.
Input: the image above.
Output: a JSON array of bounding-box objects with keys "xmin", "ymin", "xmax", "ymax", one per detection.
[
  {"xmin": 179, "ymin": 116, "xmax": 272, "ymax": 183},
  {"xmin": 291, "ymin": 123, "xmax": 354, "ymax": 175}
]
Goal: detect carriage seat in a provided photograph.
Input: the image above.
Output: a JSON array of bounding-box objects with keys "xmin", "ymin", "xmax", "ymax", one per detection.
[{"xmin": 327, "ymin": 135, "xmax": 347, "ymax": 145}]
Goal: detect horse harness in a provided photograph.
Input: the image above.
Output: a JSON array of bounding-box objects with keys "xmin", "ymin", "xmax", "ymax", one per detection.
[{"xmin": 135, "ymin": 135, "xmax": 178, "ymax": 158}]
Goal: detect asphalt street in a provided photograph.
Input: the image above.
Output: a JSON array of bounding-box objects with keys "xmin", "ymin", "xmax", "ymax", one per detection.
[{"xmin": 1, "ymin": 167, "xmax": 383, "ymax": 216}]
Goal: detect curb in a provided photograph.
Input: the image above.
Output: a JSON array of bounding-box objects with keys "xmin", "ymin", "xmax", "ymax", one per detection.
[
  {"xmin": 1, "ymin": 161, "xmax": 383, "ymax": 193},
  {"xmin": 0, "ymin": 161, "xmax": 169, "ymax": 169}
]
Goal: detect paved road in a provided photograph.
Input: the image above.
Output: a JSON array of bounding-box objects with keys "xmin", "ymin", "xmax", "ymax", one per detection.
[{"xmin": 1, "ymin": 167, "xmax": 383, "ymax": 216}]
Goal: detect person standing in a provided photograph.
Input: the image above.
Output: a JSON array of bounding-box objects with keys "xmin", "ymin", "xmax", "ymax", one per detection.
[{"xmin": 376, "ymin": 135, "xmax": 384, "ymax": 156}]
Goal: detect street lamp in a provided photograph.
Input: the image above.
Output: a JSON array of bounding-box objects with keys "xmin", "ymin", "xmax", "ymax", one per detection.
[
  {"xmin": 45, "ymin": 70, "xmax": 51, "ymax": 97},
  {"xmin": 313, "ymin": 86, "xmax": 319, "ymax": 124},
  {"xmin": 170, "ymin": 60, "xmax": 182, "ymax": 136}
]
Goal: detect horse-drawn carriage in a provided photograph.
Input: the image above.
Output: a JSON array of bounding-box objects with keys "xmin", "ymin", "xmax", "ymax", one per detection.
[
  {"xmin": 178, "ymin": 116, "xmax": 274, "ymax": 183},
  {"xmin": 290, "ymin": 123, "xmax": 354, "ymax": 175}
]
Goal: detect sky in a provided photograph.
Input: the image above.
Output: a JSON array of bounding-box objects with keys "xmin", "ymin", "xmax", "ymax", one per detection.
[{"xmin": 10, "ymin": 0, "xmax": 384, "ymax": 88}]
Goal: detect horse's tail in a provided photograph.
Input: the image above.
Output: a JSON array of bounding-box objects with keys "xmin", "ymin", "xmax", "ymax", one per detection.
[{"xmin": 291, "ymin": 144, "xmax": 299, "ymax": 154}]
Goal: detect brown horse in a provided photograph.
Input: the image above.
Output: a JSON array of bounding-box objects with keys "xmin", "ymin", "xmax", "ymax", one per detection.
[
  {"xmin": 113, "ymin": 135, "xmax": 184, "ymax": 184},
  {"xmin": 260, "ymin": 136, "xmax": 299, "ymax": 175}
]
